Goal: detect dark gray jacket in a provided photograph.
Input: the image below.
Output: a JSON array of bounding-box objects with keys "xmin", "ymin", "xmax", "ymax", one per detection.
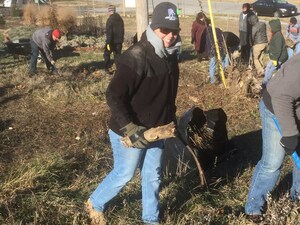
[
  {"xmin": 239, "ymin": 12, "xmax": 249, "ymax": 33},
  {"xmin": 32, "ymin": 27, "xmax": 56, "ymax": 62},
  {"xmin": 263, "ymin": 53, "xmax": 300, "ymax": 137},
  {"xmin": 249, "ymin": 16, "xmax": 268, "ymax": 45},
  {"xmin": 106, "ymin": 13, "xmax": 124, "ymax": 44}
]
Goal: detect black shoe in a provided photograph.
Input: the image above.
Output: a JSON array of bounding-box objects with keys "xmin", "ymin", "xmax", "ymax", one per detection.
[
  {"xmin": 28, "ymin": 71, "xmax": 37, "ymax": 77},
  {"xmin": 246, "ymin": 214, "xmax": 264, "ymax": 223}
]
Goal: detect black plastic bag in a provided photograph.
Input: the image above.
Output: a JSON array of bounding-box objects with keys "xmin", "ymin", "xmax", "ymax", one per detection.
[{"xmin": 163, "ymin": 106, "xmax": 234, "ymax": 175}]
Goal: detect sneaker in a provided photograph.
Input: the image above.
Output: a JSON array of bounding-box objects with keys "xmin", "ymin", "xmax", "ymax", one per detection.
[{"xmin": 85, "ymin": 199, "xmax": 107, "ymax": 225}]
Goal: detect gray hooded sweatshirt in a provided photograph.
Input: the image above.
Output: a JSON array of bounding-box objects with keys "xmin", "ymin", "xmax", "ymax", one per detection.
[
  {"xmin": 263, "ymin": 53, "xmax": 300, "ymax": 137},
  {"xmin": 32, "ymin": 27, "xmax": 56, "ymax": 62}
]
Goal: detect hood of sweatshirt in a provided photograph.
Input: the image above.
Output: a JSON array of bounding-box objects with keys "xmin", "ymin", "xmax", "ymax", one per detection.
[{"xmin": 269, "ymin": 19, "xmax": 281, "ymax": 33}]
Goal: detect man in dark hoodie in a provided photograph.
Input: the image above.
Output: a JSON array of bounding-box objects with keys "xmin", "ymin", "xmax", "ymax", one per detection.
[
  {"xmin": 86, "ymin": 2, "xmax": 180, "ymax": 225},
  {"xmin": 104, "ymin": 5, "xmax": 124, "ymax": 74},
  {"xmin": 206, "ymin": 23, "xmax": 229, "ymax": 84},
  {"xmin": 245, "ymin": 49, "xmax": 300, "ymax": 219},
  {"xmin": 263, "ymin": 19, "xmax": 288, "ymax": 86},
  {"xmin": 249, "ymin": 15, "xmax": 268, "ymax": 77}
]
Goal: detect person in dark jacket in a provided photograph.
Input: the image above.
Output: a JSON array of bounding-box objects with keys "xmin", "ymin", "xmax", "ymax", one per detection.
[
  {"xmin": 245, "ymin": 52, "xmax": 300, "ymax": 219},
  {"xmin": 206, "ymin": 24, "xmax": 229, "ymax": 84},
  {"xmin": 263, "ymin": 19, "xmax": 288, "ymax": 86},
  {"xmin": 249, "ymin": 15, "xmax": 268, "ymax": 76},
  {"xmin": 239, "ymin": 3, "xmax": 255, "ymax": 64},
  {"xmin": 104, "ymin": 5, "xmax": 124, "ymax": 74},
  {"xmin": 29, "ymin": 27, "xmax": 61, "ymax": 76},
  {"xmin": 191, "ymin": 12, "xmax": 209, "ymax": 61},
  {"xmin": 86, "ymin": 2, "xmax": 180, "ymax": 224}
]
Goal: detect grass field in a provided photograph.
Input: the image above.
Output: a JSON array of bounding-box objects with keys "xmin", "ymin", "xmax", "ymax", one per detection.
[{"xmin": 1, "ymin": 13, "xmax": 300, "ymax": 225}]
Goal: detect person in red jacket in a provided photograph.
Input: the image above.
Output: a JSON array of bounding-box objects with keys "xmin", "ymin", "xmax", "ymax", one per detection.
[{"xmin": 191, "ymin": 12, "xmax": 209, "ymax": 61}]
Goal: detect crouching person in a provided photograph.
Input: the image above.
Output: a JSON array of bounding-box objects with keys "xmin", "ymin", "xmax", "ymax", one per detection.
[
  {"xmin": 29, "ymin": 27, "xmax": 61, "ymax": 76},
  {"xmin": 245, "ymin": 53, "xmax": 300, "ymax": 220},
  {"xmin": 86, "ymin": 2, "xmax": 180, "ymax": 225}
]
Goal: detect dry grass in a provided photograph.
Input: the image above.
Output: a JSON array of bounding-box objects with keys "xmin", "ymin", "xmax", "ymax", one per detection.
[
  {"xmin": 23, "ymin": 3, "xmax": 77, "ymax": 34},
  {"xmin": 0, "ymin": 14, "xmax": 299, "ymax": 225}
]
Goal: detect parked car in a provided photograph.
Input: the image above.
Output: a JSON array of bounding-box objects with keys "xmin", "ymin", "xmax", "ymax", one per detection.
[{"xmin": 251, "ymin": 0, "xmax": 297, "ymax": 17}]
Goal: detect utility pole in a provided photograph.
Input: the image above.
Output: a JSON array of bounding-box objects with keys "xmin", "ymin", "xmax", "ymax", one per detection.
[
  {"xmin": 123, "ymin": 0, "xmax": 126, "ymax": 17},
  {"xmin": 136, "ymin": 0, "xmax": 148, "ymax": 41}
]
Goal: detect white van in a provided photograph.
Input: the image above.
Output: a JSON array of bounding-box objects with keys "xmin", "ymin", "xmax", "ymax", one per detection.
[
  {"xmin": 4, "ymin": 0, "xmax": 47, "ymax": 8},
  {"xmin": 3, "ymin": 0, "xmax": 13, "ymax": 7}
]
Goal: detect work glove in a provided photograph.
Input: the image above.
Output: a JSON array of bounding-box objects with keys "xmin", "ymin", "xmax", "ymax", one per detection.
[
  {"xmin": 106, "ymin": 43, "xmax": 111, "ymax": 51},
  {"xmin": 272, "ymin": 60, "xmax": 278, "ymax": 67},
  {"xmin": 50, "ymin": 60, "xmax": 55, "ymax": 66},
  {"xmin": 120, "ymin": 122, "xmax": 149, "ymax": 149},
  {"xmin": 280, "ymin": 135, "xmax": 299, "ymax": 155}
]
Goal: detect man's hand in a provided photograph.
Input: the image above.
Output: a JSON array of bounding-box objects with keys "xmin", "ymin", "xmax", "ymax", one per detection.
[
  {"xmin": 120, "ymin": 122, "xmax": 149, "ymax": 149},
  {"xmin": 280, "ymin": 135, "xmax": 299, "ymax": 155},
  {"xmin": 51, "ymin": 60, "xmax": 55, "ymax": 66}
]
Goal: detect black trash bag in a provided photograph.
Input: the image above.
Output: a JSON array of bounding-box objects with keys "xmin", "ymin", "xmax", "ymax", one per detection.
[{"xmin": 163, "ymin": 106, "xmax": 234, "ymax": 175}]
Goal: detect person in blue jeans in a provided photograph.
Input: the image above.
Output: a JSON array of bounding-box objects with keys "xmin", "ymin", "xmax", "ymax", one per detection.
[
  {"xmin": 206, "ymin": 23, "xmax": 229, "ymax": 84},
  {"xmin": 262, "ymin": 19, "xmax": 288, "ymax": 86},
  {"xmin": 29, "ymin": 28, "xmax": 61, "ymax": 76},
  {"xmin": 86, "ymin": 2, "xmax": 180, "ymax": 225},
  {"xmin": 286, "ymin": 17, "xmax": 300, "ymax": 59},
  {"xmin": 245, "ymin": 53, "xmax": 300, "ymax": 220}
]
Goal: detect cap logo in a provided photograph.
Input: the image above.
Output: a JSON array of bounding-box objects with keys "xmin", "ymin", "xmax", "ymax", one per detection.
[{"xmin": 165, "ymin": 8, "xmax": 177, "ymax": 21}]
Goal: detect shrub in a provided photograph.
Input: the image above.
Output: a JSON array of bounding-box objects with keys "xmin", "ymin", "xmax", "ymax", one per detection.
[
  {"xmin": 23, "ymin": 3, "xmax": 38, "ymax": 25},
  {"xmin": 73, "ymin": 15, "xmax": 103, "ymax": 37},
  {"xmin": 23, "ymin": 3, "xmax": 77, "ymax": 35},
  {"xmin": 10, "ymin": 4, "xmax": 22, "ymax": 17},
  {"xmin": 0, "ymin": 15, "xmax": 5, "ymax": 28},
  {"xmin": 56, "ymin": 7, "xmax": 77, "ymax": 34},
  {"xmin": 36, "ymin": 5, "xmax": 50, "ymax": 26}
]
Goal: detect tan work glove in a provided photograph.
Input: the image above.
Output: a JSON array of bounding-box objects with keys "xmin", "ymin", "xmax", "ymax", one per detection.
[{"xmin": 120, "ymin": 122, "xmax": 149, "ymax": 149}]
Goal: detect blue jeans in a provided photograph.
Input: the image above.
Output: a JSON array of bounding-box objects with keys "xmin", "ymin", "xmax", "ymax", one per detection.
[
  {"xmin": 262, "ymin": 60, "xmax": 282, "ymax": 86},
  {"xmin": 245, "ymin": 100, "xmax": 300, "ymax": 215},
  {"xmin": 209, "ymin": 54, "xmax": 229, "ymax": 84},
  {"xmin": 287, "ymin": 42, "xmax": 300, "ymax": 59},
  {"xmin": 30, "ymin": 39, "xmax": 53, "ymax": 74},
  {"xmin": 90, "ymin": 130, "xmax": 164, "ymax": 224},
  {"xmin": 29, "ymin": 39, "xmax": 39, "ymax": 74}
]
